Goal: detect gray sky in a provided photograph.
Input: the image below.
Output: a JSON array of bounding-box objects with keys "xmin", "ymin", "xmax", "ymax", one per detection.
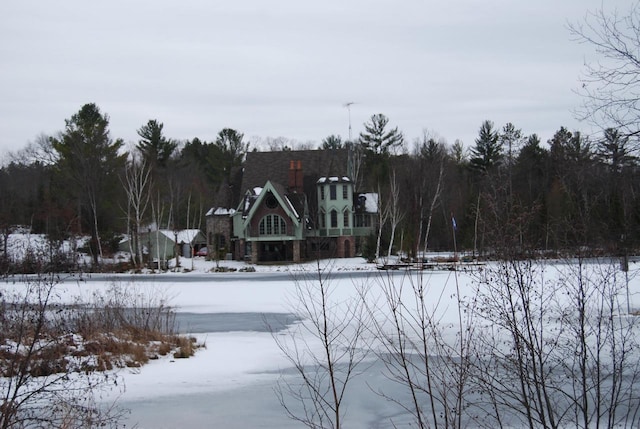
[{"xmin": 0, "ymin": 1, "xmax": 632, "ymax": 158}]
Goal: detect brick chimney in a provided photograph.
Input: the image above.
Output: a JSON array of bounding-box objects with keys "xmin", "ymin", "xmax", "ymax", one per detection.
[
  {"xmin": 295, "ymin": 160, "xmax": 303, "ymax": 193},
  {"xmin": 288, "ymin": 160, "xmax": 303, "ymax": 193}
]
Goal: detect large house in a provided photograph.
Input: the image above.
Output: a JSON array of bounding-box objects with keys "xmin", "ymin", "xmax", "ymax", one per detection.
[{"xmin": 206, "ymin": 149, "xmax": 377, "ymax": 263}]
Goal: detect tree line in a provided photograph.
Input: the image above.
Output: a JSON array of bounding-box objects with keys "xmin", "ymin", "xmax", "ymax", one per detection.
[
  {"xmin": 1, "ymin": 102, "xmax": 639, "ymax": 270},
  {"xmin": 0, "ymin": 103, "xmax": 249, "ymax": 269},
  {"xmin": 366, "ymin": 119, "xmax": 639, "ymax": 261}
]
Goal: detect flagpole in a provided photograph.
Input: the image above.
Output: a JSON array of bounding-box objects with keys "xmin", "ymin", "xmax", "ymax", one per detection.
[{"xmin": 451, "ymin": 213, "xmax": 458, "ymax": 268}]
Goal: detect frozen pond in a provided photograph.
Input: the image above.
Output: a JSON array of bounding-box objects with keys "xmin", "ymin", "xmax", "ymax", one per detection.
[
  {"xmin": 3, "ymin": 261, "xmax": 639, "ymax": 428},
  {"xmin": 174, "ymin": 312, "xmax": 301, "ymax": 334}
]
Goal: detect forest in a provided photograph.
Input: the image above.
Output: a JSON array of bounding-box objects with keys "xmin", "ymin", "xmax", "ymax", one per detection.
[{"xmin": 0, "ymin": 101, "xmax": 638, "ymax": 271}]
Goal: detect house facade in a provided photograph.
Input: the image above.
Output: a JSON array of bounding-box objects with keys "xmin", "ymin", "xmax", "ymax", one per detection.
[
  {"xmin": 206, "ymin": 149, "xmax": 377, "ymax": 264},
  {"xmin": 204, "ymin": 207, "xmax": 235, "ymax": 260},
  {"xmin": 119, "ymin": 229, "xmax": 206, "ymax": 261}
]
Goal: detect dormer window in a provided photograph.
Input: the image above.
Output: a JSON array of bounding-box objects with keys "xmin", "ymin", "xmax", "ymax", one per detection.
[
  {"xmin": 320, "ymin": 186, "xmax": 325, "ymax": 200},
  {"xmin": 342, "ymin": 185, "xmax": 348, "ymax": 200},
  {"xmin": 330, "ymin": 185, "xmax": 337, "ymax": 200}
]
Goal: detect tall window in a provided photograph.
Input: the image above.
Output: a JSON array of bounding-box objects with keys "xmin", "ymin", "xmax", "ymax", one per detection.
[
  {"xmin": 330, "ymin": 210, "xmax": 338, "ymax": 228},
  {"xmin": 342, "ymin": 185, "xmax": 348, "ymax": 200},
  {"xmin": 320, "ymin": 211, "xmax": 326, "ymax": 228},
  {"xmin": 259, "ymin": 214, "xmax": 287, "ymax": 235},
  {"xmin": 343, "ymin": 210, "xmax": 350, "ymax": 227},
  {"xmin": 355, "ymin": 213, "xmax": 371, "ymax": 227},
  {"xmin": 330, "ymin": 185, "xmax": 337, "ymax": 200},
  {"xmin": 320, "ymin": 186, "xmax": 325, "ymax": 200}
]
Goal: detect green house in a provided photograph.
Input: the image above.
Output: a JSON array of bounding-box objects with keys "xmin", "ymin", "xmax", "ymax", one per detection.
[{"xmin": 228, "ymin": 150, "xmax": 377, "ymax": 263}]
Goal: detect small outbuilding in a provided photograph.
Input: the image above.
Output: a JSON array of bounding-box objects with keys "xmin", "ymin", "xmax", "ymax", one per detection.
[{"xmin": 120, "ymin": 229, "xmax": 206, "ymax": 261}]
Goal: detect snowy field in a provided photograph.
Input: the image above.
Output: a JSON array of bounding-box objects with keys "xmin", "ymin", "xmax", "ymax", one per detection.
[{"xmin": 2, "ymin": 247, "xmax": 640, "ymax": 427}]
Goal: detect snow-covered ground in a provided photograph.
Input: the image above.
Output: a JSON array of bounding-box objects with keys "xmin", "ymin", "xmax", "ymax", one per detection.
[
  {"xmin": 3, "ymin": 234, "xmax": 640, "ymax": 427},
  {"xmin": 1, "ymin": 255, "xmax": 467, "ymax": 427}
]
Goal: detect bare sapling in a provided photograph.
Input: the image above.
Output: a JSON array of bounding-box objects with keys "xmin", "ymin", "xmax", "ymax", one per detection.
[
  {"xmin": 0, "ymin": 273, "xmax": 124, "ymax": 429},
  {"xmin": 272, "ymin": 260, "xmax": 370, "ymax": 429},
  {"xmin": 364, "ymin": 258, "xmax": 478, "ymax": 428}
]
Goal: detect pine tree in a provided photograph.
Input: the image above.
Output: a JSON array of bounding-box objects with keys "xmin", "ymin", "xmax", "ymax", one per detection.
[
  {"xmin": 51, "ymin": 103, "xmax": 126, "ymax": 264},
  {"xmin": 470, "ymin": 120, "xmax": 502, "ymax": 172},
  {"xmin": 136, "ymin": 119, "xmax": 177, "ymax": 169},
  {"xmin": 358, "ymin": 114, "xmax": 404, "ymax": 155}
]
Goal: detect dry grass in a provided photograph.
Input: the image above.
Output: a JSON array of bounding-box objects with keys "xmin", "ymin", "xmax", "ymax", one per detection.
[{"xmin": 0, "ymin": 279, "xmax": 203, "ymax": 378}]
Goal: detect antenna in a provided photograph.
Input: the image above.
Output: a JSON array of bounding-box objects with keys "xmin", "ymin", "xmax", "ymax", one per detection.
[{"xmin": 343, "ymin": 102, "xmax": 355, "ymax": 141}]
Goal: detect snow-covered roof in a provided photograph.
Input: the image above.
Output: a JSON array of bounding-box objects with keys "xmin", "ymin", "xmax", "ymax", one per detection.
[
  {"xmin": 253, "ymin": 187, "xmax": 263, "ymax": 195},
  {"xmin": 158, "ymin": 229, "xmax": 203, "ymax": 244},
  {"xmin": 317, "ymin": 176, "xmax": 351, "ymax": 184},
  {"xmin": 205, "ymin": 207, "xmax": 236, "ymax": 216},
  {"xmin": 284, "ymin": 196, "xmax": 299, "ymax": 219},
  {"xmin": 359, "ymin": 193, "xmax": 379, "ymax": 213}
]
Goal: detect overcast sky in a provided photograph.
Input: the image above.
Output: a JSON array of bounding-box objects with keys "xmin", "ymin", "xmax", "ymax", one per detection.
[{"xmin": 0, "ymin": 1, "xmax": 633, "ymax": 158}]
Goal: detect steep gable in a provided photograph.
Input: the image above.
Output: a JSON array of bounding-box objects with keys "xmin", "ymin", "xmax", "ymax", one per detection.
[{"xmin": 240, "ymin": 181, "xmax": 301, "ymax": 229}]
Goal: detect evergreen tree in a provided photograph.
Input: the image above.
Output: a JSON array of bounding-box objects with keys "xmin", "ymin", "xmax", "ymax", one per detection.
[
  {"xmin": 136, "ymin": 119, "xmax": 177, "ymax": 169},
  {"xmin": 359, "ymin": 114, "xmax": 404, "ymax": 155},
  {"xmin": 597, "ymin": 128, "xmax": 636, "ymax": 173},
  {"xmin": 321, "ymin": 134, "xmax": 344, "ymax": 150},
  {"xmin": 51, "ymin": 103, "xmax": 126, "ymax": 263},
  {"xmin": 470, "ymin": 120, "xmax": 502, "ymax": 172},
  {"xmin": 215, "ymin": 128, "xmax": 248, "ymax": 183}
]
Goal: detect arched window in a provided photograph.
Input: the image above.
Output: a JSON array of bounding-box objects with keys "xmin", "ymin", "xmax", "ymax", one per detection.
[
  {"xmin": 259, "ymin": 214, "xmax": 287, "ymax": 235},
  {"xmin": 330, "ymin": 210, "xmax": 338, "ymax": 228},
  {"xmin": 343, "ymin": 210, "xmax": 350, "ymax": 227}
]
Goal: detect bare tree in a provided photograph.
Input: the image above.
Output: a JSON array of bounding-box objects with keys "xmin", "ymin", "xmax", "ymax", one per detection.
[
  {"xmin": 570, "ymin": 3, "xmax": 640, "ymax": 139},
  {"xmin": 347, "ymin": 141, "xmax": 365, "ymax": 192},
  {"xmin": 364, "ymin": 267, "xmax": 478, "ymax": 428},
  {"xmin": 121, "ymin": 155, "xmax": 152, "ymax": 269},
  {"xmin": 375, "ymin": 183, "xmax": 390, "ymax": 263},
  {"xmin": 470, "ymin": 258, "xmax": 640, "ymax": 428},
  {"xmin": 273, "ymin": 261, "xmax": 369, "ymax": 429},
  {"xmin": 386, "ymin": 169, "xmax": 404, "ymax": 259},
  {"xmin": 0, "ymin": 274, "xmax": 124, "ymax": 428},
  {"xmin": 150, "ymin": 190, "xmax": 168, "ymax": 271},
  {"xmin": 184, "ymin": 192, "xmax": 203, "ymax": 271},
  {"xmin": 8, "ymin": 134, "xmax": 58, "ymax": 166}
]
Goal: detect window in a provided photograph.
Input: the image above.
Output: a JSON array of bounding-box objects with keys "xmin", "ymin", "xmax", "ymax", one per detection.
[
  {"xmin": 266, "ymin": 215, "xmax": 273, "ymax": 234},
  {"xmin": 342, "ymin": 185, "xmax": 348, "ymax": 200},
  {"xmin": 319, "ymin": 211, "xmax": 326, "ymax": 228},
  {"xmin": 259, "ymin": 214, "xmax": 287, "ymax": 235},
  {"xmin": 265, "ymin": 194, "xmax": 278, "ymax": 209},
  {"xmin": 330, "ymin": 210, "xmax": 338, "ymax": 228},
  {"xmin": 320, "ymin": 186, "xmax": 325, "ymax": 200},
  {"xmin": 330, "ymin": 185, "xmax": 336, "ymax": 200},
  {"xmin": 355, "ymin": 213, "xmax": 371, "ymax": 227},
  {"xmin": 343, "ymin": 210, "xmax": 349, "ymax": 227}
]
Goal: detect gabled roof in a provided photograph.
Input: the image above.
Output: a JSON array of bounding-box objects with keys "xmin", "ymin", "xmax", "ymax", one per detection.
[{"xmin": 240, "ymin": 180, "xmax": 302, "ymax": 228}]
